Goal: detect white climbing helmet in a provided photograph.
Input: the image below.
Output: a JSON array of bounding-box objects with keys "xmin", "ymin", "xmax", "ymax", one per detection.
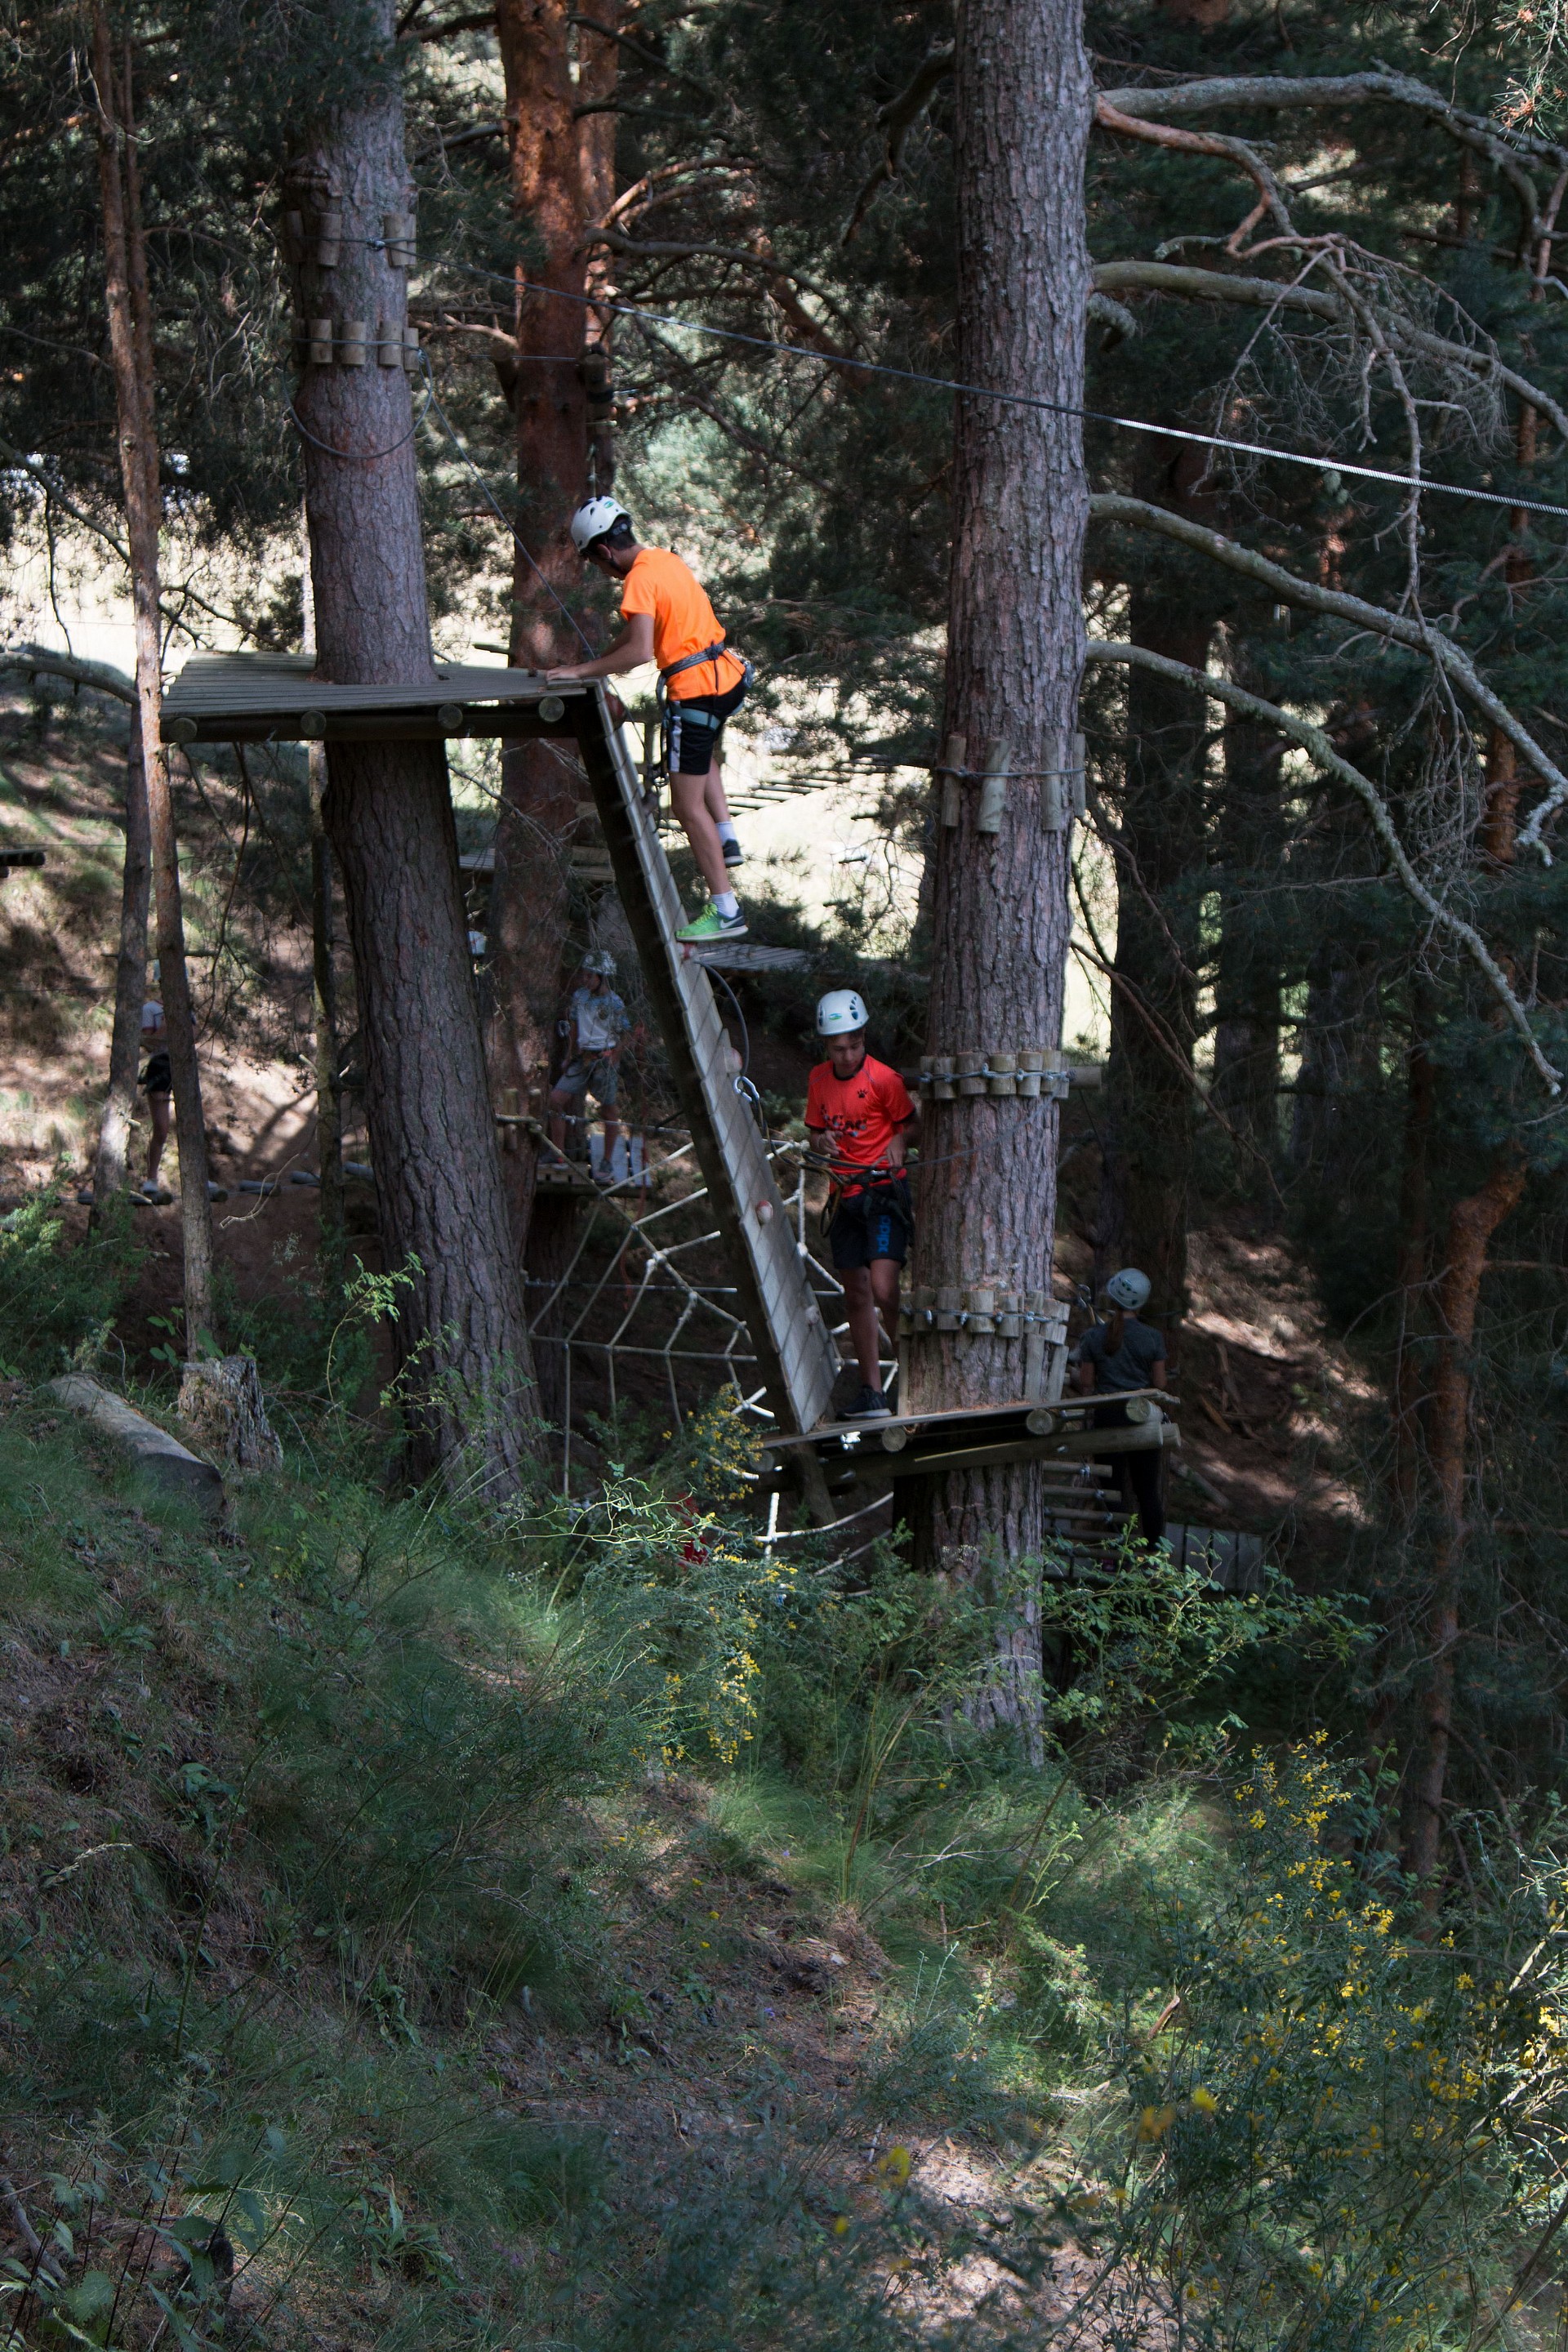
[
  {"xmin": 816, "ymin": 989, "xmax": 868, "ymax": 1037},
  {"xmin": 581, "ymin": 947, "xmax": 617, "ymax": 978},
  {"xmin": 1105, "ymin": 1267, "xmax": 1152, "ymax": 1312},
  {"xmin": 570, "ymin": 497, "xmax": 631, "ymax": 554}
]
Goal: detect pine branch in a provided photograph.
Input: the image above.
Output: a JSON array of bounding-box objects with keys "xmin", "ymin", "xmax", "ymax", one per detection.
[
  {"xmin": 1084, "ymin": 637, "xmax": 1562, "ymax": 1093},
  {"xmin": 1090, "ymin": 493, "xmax": 1568, "ymax": 833}
]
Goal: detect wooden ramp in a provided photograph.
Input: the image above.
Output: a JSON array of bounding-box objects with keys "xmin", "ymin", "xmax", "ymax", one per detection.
[
  {"xmin": 574, "ymin": 686, "xmax": 840, "ymax": 1437},
  {"xmin": 161, "ymin": 655, "xmax": 841, "ymax": 1441}
]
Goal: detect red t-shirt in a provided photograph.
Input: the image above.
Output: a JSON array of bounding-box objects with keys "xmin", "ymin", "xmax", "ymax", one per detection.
[{"xmin": 805, "ymin": 1054, "xmax": 914, "ymax": 1182}]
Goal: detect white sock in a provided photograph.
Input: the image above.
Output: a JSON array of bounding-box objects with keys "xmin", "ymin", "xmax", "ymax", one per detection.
[
  {"xmin": 714, "ymin": 890, "xmax": 740, "ymax": 919},
  {"xmin": 716, "ymin": 819, "xmax": 738, "ymax": 844}
]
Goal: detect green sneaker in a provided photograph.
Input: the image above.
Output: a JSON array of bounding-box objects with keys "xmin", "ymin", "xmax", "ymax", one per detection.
[{"xmin": 676, "ymin": 904, "xmax": 748, "ymax": 943}]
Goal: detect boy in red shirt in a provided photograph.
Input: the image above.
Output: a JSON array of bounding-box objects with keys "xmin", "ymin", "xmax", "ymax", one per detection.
[{"xmin": 805, "ymin": 990, "xmax": 915, "ymax": 1420}]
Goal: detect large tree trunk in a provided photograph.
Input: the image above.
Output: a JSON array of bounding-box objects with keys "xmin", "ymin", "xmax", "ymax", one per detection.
[
  {"xmin": 91, "ymin": 6, "xmax": 216, "ymax": 1348},
  {"xmin": 290, "ymin": 0, "xmax": 537, "ymax": 1490},
  {"xmin": 1098, "ymin": 588, "xmax": 1212, "ymax": 1332},
  {"xmin": 91, "ymin": 698, "xmax": 150, "ymax": 1210},
  {"xmin": 906, "ymin": 0, "xmax": 1091, "ymax": 1736},
  {"xmin": 489, "ymin": 0, "xmax": 604, "ymax": 1254}
]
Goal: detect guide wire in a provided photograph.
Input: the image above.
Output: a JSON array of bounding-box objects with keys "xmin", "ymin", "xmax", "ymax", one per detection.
[{"xmin": 431, "ymin": 261, "xmax": 1568, "ymax": 525}]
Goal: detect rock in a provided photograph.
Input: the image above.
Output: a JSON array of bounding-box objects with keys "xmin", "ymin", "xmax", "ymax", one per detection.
[
  {"xmin": 46, "ymin": 1374, "xmax": 225, "ymax": 1512},
  {"xmin": 176, "ymin": 1356, "xmax": 283, "ymax": 1472}
]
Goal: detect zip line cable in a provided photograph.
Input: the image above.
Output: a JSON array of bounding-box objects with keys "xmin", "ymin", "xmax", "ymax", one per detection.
[{"xmin": 433, "ymin": 261, "xmax": 1568, "ymax": 525}]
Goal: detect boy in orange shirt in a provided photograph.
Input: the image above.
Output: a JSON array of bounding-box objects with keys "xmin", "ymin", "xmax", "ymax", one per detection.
[
  {"xmin": 547, "ymin": 500, "xmax": 750, "ymax": 943},
  {"xmin": 805, "ymin": 989, "xmax": 916, "ymax": 1420}
]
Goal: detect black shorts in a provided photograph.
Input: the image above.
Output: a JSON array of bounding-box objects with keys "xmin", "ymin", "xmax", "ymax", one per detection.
[
  {"xmin": 664, "ymin": 678, "xmax": 746, "ymax": 777},
  {"xmin": 140, "ymin": 1051, "xmax": 172, "ymax": 1096},
  {"xmin": 827, "ymin": 1178, "xmax": 912, "ymax": 1272}
]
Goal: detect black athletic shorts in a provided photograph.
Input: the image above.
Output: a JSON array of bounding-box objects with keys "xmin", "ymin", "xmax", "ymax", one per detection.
[
  {"xmin": 826, "ymin": 1177, "xmax": 912, "ymax": 1272},
  {"xmin": 663, "ymin": 677, "xmax": 747, "ymax": 777},
  {"xmin": 140, "ymin": 1050, "xmax": 172, "ymax": 1096}
]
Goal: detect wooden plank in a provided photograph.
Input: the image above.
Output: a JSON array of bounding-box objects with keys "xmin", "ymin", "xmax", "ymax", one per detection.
[
  {"xmin": 164, "ymin": 653, "xmax": 569, "ymax": 715},
  {"xmin": 761, "ymin": 1387, "xmax": 1179, "ymax": 1450},
  {"xmin": 889, "ymin": 1422, "xmax": 1179, "ymax": 1478}
]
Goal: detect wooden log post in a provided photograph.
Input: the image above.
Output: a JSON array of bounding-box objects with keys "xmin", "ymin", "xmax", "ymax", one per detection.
[
  {"xmin": 90, "ymin": 4, "xmax": 216, "ymax": 1350},
  {"xmin": 905, "ymin": 0, "xmax": 1092, "ymax": 1745},
  {"xmin": 91, "ymin": 696, "xmax": 151, "ymax": 1212},
  {"xmin": 290, "ymin": 0, "xmax": 539, "ymax": 1491}
]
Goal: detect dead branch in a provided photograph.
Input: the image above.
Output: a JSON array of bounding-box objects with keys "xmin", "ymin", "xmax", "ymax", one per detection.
[
  {"xmin": 842, "ymin": 38, "xmax": 956, "ymax": 247},
  {"xmin": 1091, "ymin": 258, "xmax": 1568, "ymax": 441},
  {"xmin": 1097, "ymin": 71, "xmax": 1549, "ymax": 243},
  {"xmin": 0, "ymin": 642, "xmax": 135, "ymax": 703},
  {"xmin": 1085, "ymin": 637, "xmax": 1562, "ymax": 1090},
  {"xmin": 1090, "ymin": 494, "xmax": 1568, "ymax": 824},
  {"xmin": 1094, "ymin": 97, "xmax": 1293, "ymax": 239},
  {"xmin": 584, "ymin": 228, "xmax": 862, "ymax": 354}
]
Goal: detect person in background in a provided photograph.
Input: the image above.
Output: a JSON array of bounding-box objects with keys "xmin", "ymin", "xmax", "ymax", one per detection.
[
  {"xmin": 1074, "ymin": 1267, "xmax": 1168, "ymax": 1543},
  {"xmin": 546, "ymin": 501, "xmax": 750, "ymax": 945},
  {"xmin": 549, "ymin": 949, "xmax": 630, "ymax": 1182},
  {"xmin": 805, "ymin": 989, "xmax": 916, "ymax": 1421},
  {"xmin": 139, "ymin": 998, "xmax": 172, "ymax": 1200}
]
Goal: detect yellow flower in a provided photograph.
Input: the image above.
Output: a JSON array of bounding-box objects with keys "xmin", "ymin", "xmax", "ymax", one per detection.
[
  {"xmin": 833, "ymin": 2216, "xmax": 850, "ymax": 2237},
  {"xmin": 877, "ymin": 2144, "xmax": 912, "ymax": 2186},
  {"xmin": 1190, "ymin": 2087, "xmax": 1218, "ymax": 2114},
  {"xmin": 1138, "ymin": 2105, "xmax": 1177, "ymax": 2143}
]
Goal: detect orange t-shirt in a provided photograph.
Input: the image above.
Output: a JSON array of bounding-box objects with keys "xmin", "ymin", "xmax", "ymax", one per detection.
[
  {"xmin": 620, "ymin": 546, "xmax": 746, "ymax": 700},
  {"xmin": 805, "ymin": 1054, "xmax": 915, "ymax": 1181}
]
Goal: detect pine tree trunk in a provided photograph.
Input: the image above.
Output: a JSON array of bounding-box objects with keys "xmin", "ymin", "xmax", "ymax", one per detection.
[
  {"xmin": 490, "ymin": 0, "xmax": 600, "ymax": 1251},
  {"xmin": 1098, "ymin": 590, "xmax": 1212, "ymax": 1332},
  {"xmin": 92, "ymin": 697, "xmax": 150, "ymax": 1210},
  {"xmin": 906, "ymin": 0, "xmax": 1092, "ymax": 1736},
  {"xmin": 290, "ymin": 0, "xmax": 538, "ymax": 1490},
  {"xmin": 1391, "ymin": 1012, "xmax": 1434, "ymax": 1515},
  {"xmin": 309, "ymin": 746, "xmax": 345, "ymax": 1295},
  {"xmin": 1407, "ymin": 1158, "xmax": 1525, "ymax": 1890},
  {"xmin": 91, "ymin": 5, "xmax": 216, "ymax": 1349}
]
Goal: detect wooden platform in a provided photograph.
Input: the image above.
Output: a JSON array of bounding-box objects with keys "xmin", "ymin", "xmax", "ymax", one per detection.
[
  {"xmin": 758, "ymin": 1389, "xmax": 1180, "ymax": 1480},
  {"xmin": 681, "ymin": 942, "xmax": 814, "ymax": 973},
  {"xmin": 161, "ymin": 652, "xmax": 581, "ymax": 744}
]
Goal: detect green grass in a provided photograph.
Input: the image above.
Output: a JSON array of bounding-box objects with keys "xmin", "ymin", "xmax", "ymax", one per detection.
[{"xmin": 2, "ymin": 1231, "xmax": 1566, "ymax": 2347}]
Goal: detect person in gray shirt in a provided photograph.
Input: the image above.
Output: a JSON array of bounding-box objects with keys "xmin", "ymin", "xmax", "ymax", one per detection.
[{"xmin": 1074, "ymin": 1267, "xmax": 1168, "ymax": 1541}]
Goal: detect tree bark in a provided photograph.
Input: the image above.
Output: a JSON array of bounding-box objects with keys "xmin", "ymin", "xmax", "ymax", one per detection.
[
  {"xmin": 91, "ymin": 5, "xmax": 216, "ymax": 1349},
  {"xmin": 92, "ymin": 697, "xmax": 150, "ymax": 1211},
  {"xmin": 299, "ymin": 537, "xmax": 345, "ymax": 1292},
  {"xmin": 906, "ymin": 0, "xmax": 1092, "ymax": 1737},
  {"xmin": 1390, "ymin": 1017, "xmax": 1434, "ymax": 1516},
  {"xmin": 290, "ymin": 0, "xmax": 538, "ymax": 1490},
  {"xmin": 1098, "ymin": 587, "xmax": 1213, "ymax": 1330},
  {"xmin": 1407, "ymin": 1156, "xmax": 1525, "ymax": 1890},
  {"xmin": 489, "ymin": 0, "xmax": 604, "ymax": 1255},
  {"xmin": 309, "ymin": 745, "xmax": 345, "ymax": 1295}
]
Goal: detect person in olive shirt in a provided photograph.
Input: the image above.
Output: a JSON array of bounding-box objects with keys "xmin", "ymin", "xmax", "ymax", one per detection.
[{"xmin": 1074, "ymin": 1267, "xmax": 1168, "ymax": 1543}]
